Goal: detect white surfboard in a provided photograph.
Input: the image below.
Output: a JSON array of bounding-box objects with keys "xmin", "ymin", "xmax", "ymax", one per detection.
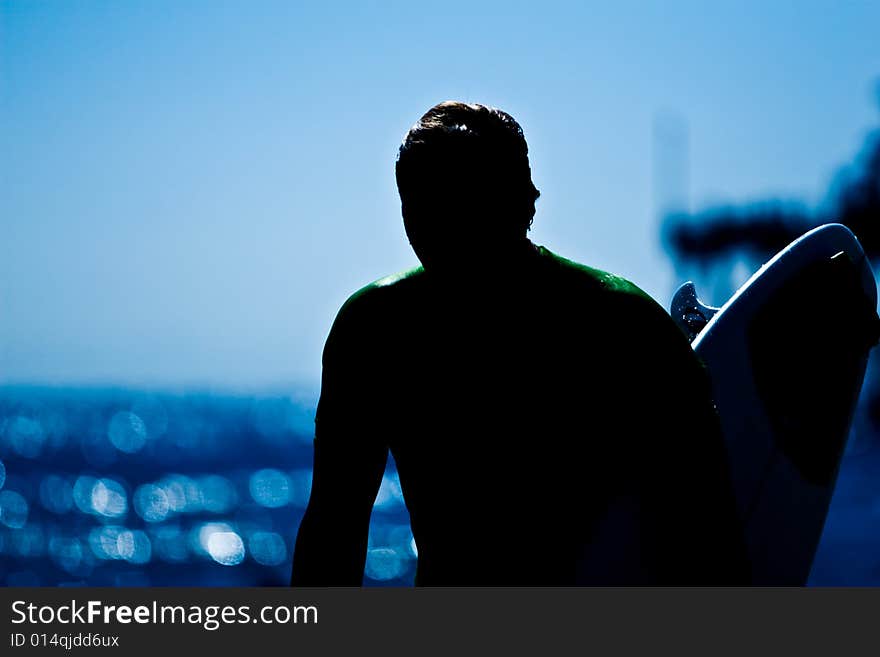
[{"xmin": 671, "ymin": 223, "xmax": 880, "ymax": 585}]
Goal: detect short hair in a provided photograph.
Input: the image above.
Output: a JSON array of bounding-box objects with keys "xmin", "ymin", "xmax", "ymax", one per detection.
[{"xmin": 395, "ymin": 101, "xmax": 541, "ymax": 232}]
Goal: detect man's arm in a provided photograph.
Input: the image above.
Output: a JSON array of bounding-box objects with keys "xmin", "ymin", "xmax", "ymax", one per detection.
[
  {"xmin": 291, "ymin": 297, "xmax": 388, "ymax": 586},
  {"xmin": 623, "ymin": 291, "xmax": 751, "ymax": 585}
]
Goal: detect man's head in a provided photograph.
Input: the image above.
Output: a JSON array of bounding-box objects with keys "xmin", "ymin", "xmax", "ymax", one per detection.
[{"xmin": 396, "ymin": 101, "xmax": 540, "ymax": 272}]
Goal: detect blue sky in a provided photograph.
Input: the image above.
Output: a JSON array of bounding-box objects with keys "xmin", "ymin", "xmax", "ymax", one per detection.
[{"xmin": 2, "ymin": 1, "xmax": 879, "ymax": 387}]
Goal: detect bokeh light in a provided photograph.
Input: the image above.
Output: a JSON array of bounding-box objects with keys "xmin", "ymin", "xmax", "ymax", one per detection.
[
  {"xmin": 133, "ymin": 484, "xmax": 170, "ymax": 523},
  {"xmin": 194, "ymin": 522, "xmax": 234, "ymax": 556},
  {"xmin": 0, "ymin": 490, "xmax": 29, "ymax": 529},
  {"xmin": 73, "ymin": 475, "xmax": 98, "ymax": 514},
  {"xmin": 5, "ymin": 416, "xmax": 46, "ymax": 458},
  {"xmin": 89, "ymin": 525, "xmax": 125, "ymax": 560},
  {"xmin": 107, "ymin": 411, "xmax": 148, "ymax": 454},
  {"xmin": 365, "ymin": 547, "xmax": 406, "ymax": 581},
  {"xmin": 161, "ymin": 475, "xmax": 202, "ymax": 514},
  {"xmin": 116, "ymin": 529, "xmax": 151, "ymax": 564},
  {"xmin": 248, "ymin": 531, "xmax": 287, "ymax": 567},
  {"xmin": 249, "ymin": 469, "xmax": 290, "ymax": 508},
  {"xmin": 207, "ymin": 531, "xmax": 246, "ymax": 566},
  {"xmin": 90, "ymin": 479, "xmax": 128, "ymax": 518}
]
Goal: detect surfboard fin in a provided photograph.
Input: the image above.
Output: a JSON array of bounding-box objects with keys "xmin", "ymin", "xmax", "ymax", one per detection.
[{"xmin": 670, "ymin": 281, "xmax": 720, "ymax": 342}]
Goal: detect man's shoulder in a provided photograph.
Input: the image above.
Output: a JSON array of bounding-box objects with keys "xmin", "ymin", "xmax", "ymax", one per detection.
[
  {"xmin": 350, "ymin": 265, "xmax": 425, "ymax": 301},
  {"xmin": 537, "ymin": 246, "xmax": 655, "ymax": 304},
  {"xmin": 538, "ymin": 246, "xmax": 693, "ymax": 352},
  {"xmin": 333, "ymin": 265, "xmax": 426, "ymax": 321}
]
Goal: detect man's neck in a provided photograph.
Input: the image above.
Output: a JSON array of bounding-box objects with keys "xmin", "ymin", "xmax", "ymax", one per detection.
[{"xmin": 426, "ymin": 238, "xmax": 540, "ymax": 290}]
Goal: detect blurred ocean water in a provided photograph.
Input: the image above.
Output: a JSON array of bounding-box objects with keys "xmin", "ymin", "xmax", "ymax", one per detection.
[
  {"xmin": 0, "ymin": 385, "xmax": 876, "ymax": 586},
  {"xmin": 0, "ymin": 386, "xmax": 415, "ymax": 587}
]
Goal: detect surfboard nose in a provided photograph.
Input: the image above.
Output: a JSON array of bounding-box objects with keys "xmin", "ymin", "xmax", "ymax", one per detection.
[{"xmin": 825, "ymin": 243, "xmax": 880, "ymax": 349}]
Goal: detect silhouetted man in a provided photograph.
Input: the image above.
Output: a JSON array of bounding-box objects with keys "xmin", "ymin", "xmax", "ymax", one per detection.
[{"xmin": 291, "ymin": 101, "xmax": 749, "ymax": 585}]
